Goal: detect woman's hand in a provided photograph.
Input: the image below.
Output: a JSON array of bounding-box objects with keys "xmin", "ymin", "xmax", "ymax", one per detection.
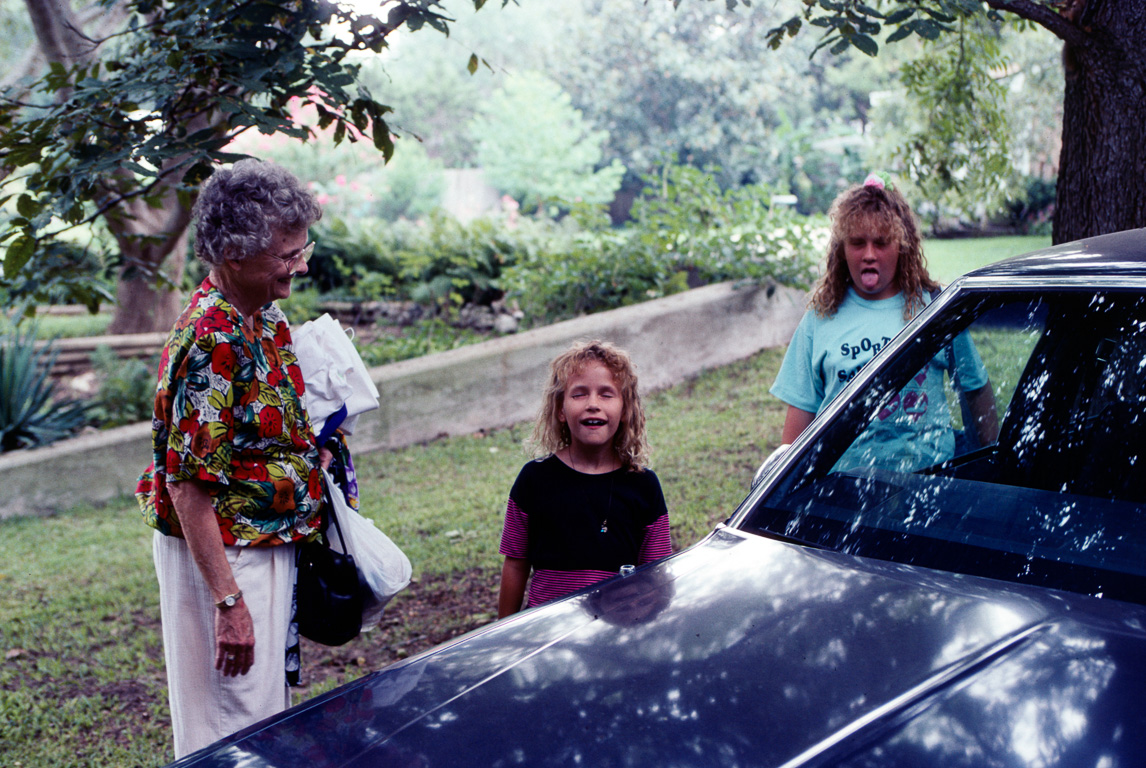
[
  {"xmin": 319, "ymin": 447, "xmax": 334, "ymax": 470},
  {"xmin": 215, "ymin": 601, "xmax": 256, "ymax": 677}
]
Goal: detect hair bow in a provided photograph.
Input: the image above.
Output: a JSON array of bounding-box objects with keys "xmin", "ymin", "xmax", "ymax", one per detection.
[{"xmin": 863, "ymin": 171, "xmax": 893, "ymax": 191}]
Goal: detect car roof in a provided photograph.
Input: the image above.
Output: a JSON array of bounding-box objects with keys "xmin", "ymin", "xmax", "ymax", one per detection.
[{"xmin": 963, "ymin": 227, "xmax": 1146, "ymax": 281}]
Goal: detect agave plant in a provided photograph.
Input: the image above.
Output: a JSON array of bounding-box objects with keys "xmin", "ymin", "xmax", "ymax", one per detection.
[{"xmin": 0, "ymin": 325, "xmax": 88, "ymax": 452}]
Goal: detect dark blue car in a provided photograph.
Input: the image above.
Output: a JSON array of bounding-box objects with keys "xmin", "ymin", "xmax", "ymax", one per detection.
[{"xmin": 175, "ymin": 229, "xmax": 1146, "ymax": 767}]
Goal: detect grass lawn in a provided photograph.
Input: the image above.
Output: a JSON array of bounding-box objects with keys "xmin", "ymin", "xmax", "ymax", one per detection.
[
  {"xmin": 924, "ymin": 234, "xmax": 1052, "ymax": 284},
  {"xmin": 0, "ymin": 347, "xmax": 788, "ymax": 768}
]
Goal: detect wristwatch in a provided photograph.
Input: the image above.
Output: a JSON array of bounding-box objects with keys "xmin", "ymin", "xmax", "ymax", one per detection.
[{"xmin": 215, "ymin": 590, "xmax": 243, "ymax": 609}]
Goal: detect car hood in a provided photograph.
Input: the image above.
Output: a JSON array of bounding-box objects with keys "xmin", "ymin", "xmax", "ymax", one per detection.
[{"xmin": 179, "ymin": 528, "xmax": 1146, "ymax": 767}]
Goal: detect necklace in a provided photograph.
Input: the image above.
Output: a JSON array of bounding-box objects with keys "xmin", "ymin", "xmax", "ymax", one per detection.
[
  {"xmin": 599, "ymin": 476, "xmax": 615, "ymax": 533},
  {"xmin": 567, "ymin": 451, "xmax": 617, "ymax": 534}
]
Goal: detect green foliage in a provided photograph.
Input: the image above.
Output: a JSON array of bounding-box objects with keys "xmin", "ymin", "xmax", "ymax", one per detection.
[
  {"xmin": 1002, "ymin": 176, "xmax": 1056, "ymax": 235},
  {"xmin": 0, "ymin": 0, "xmax": 502, "ymax": 309},
  {"xmin": 0, "ymin": 308, "xmax": 112, "ymax": 340},
  {"xmin": 765, "ymin": 0, "xmax": 1006, "ymax": 55},
  {"xmin": 367, "ymin": 141, "xmax": 448, "ymax": 222},
  {"xmin": 390, "ymin": 211, "xmax": 525, "ymax": 309},
  {"xmin": 358, "ymin": 319, "xmax": 487, "ymax": 367},
  {"xmin": 760, "ymin": 0, "xmax": 1060, "ymax": 226},
  {"xmin": 0, "ymin": 325, "xmax": 87, "ymax": 451},
  {"xmin": 278, "ymin": 285, "xmax": 327, "ymax": 326},
  {"xmin": 308, "ymin": 211, "xmax": 546, "ymax": 311},
  {"xmin": 307, "ymin": 217, "xmax": 403, "ymax": 296},
  {"xmin": 294, "ymin": 162, "xmax": 821, "ymax": 331},
  {"xmin": 549, "ymin": 1, "xmax": 838, "ymax": 191},
  {"xmin": 85, "ymin": 346, "xmax": 157, "ymax": 429},
  {"xmin": 0, "ymin": 226, "xmax": 114, "ymax": 312},
  {"xmin": 629, "ymin": 163, "xmax": 824, "ymax": 287},
  {"xmin": 469, "ymin": 71, "xmax": 625, "ymax": 210},
  {"xmin": 892, "ymin": 24, "xmax": 1016, "ymax": 223},
  {"xmin": 501, "ymin": 163, "xmax": 823, "ymax": 325}
]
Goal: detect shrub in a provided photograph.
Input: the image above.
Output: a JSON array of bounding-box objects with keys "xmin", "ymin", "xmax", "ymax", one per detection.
[
  {"xmin": 310, "ymin": 212, "xmax": 546, "ymax": 312},
  {"xmin": 298, "ymin": 161, "xmax": 824, "ymax": 331},
  {"xmin": 85, "ymin": 346, "xmax": 158, "ymax": 428},
  {"xmin": 357, "ymin": 319, "xmax": 486, "ymax": 367},
  {"xmin": 304, "ymin": 217, "xmax": 402, "ymax": 296},
  {"xmin": 501, "ymin": 163, "xmax": 824, "ymax": 327},
  {"xmin": 0, "ymin": 326, "xmax": 88, "ymax": 451},
  {"xmin": 1003, "ymin": 176, "xmax": 1056, "ymax": 236},
  {"xmin": 390, "ymin": 212, "xmax": 535, "ymax": 310}
]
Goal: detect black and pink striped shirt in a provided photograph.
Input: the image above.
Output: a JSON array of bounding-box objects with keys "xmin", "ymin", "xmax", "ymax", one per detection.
[{"xmin": 499, "ymin": 455, "xmax": 672, "ymax": 608}]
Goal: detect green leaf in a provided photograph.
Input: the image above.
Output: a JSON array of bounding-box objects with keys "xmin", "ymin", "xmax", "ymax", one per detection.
[
  {"xmin": 850, "ymin": 33, "xmax": 879, "ymax": 56},
  {"xmin": 885, "ymin": 7, "xmax": 916, "ymax": 24},
  {"xmin": 468, "ymin": 53, "xmax": 479, "ymax": 75},
  {"xmin": 183, "ymin": 162, "xmax": 214, "ymax": 186},
  {"xmin": 886, "ymin": 24, "xmax": 914, "ymax": 43},
  {"xmin": 915, "ymin": 18, "xmax": 947, "ymax": 40},
  {"xmin": 3, "ymin": 236, "xmax": 35, "ymax": 278},
  {"xmin": 15, "ymin": 195, "xmax": 39, "ymax": 220}
]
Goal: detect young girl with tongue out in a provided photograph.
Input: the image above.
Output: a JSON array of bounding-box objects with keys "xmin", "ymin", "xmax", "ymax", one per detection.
[
  {"xmin": 770, "ymin": 174, "xmax": 945, "ymax": 445},
  {"xmin": 497, "ymin": 340, "xmax": 672, "ymax": 618}
]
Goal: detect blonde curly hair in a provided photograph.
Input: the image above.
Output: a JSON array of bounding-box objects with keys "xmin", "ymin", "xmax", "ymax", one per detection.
[
  {"xmin": 531, "ymin": 339, "xmax": 650, "ymax": 471},
  {"xmin": 810, "ymin": 181, "xmax": 939, "ymax": 320}
]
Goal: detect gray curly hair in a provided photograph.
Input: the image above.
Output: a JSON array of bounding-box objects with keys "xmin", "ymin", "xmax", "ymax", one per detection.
[{"xmin": 191, "ymin": 159, "xmax": 322, "ymax": 266}]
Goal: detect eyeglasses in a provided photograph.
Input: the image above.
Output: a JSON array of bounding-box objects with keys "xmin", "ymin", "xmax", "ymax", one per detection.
[{"xmin": 273, "ymin": 241, "xmax": 315, "ymax": 266}]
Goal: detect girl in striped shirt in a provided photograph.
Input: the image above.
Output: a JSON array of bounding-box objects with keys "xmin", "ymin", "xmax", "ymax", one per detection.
[{"xmin": 497, "ymin": 340, "xmax": 672, "ymax": 617}]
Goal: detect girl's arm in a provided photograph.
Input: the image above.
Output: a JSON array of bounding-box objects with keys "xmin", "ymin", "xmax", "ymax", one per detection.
[
  {"xmin": 781, "ymin": 406, "xmax": 816, "ymax": 444},
  {"xmin": 966, "ymin": 382, "xmax": 1000, "ymax": 445},
  {"xmin": 638, "ymin": 513, "xmax": 673, "ymax": 565},
  {"xmin": 498, "ymin": 556, "xmax": 530, "ymax": 618}
]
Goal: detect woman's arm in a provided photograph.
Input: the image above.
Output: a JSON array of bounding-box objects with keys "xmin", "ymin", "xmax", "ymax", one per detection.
[
  {"xmin": 169, "ymin": 479, "xmax": 256, "ymax": 678},
  {"xmin": 966, "ymin": 382, "xmax": 1000, "ymax": 446},
  {"xmin": 497, "ymin": 556, "xmax": 530, "ymax": 619},
  {"xmin": 780, "ymin": 406, "xmax": 816, "ymax": 444}
]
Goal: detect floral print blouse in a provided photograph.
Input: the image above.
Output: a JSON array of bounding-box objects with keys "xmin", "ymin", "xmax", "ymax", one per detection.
[{"xmin": 136, "ymin": 278, "xmax": 323, "ymax": 546}]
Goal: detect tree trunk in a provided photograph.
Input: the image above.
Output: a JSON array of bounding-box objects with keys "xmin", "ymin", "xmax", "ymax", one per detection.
[
  {"xmin": 107, "ymin": 230, "xmax": 189, "ymax": 335},
  {"xmin": 104, "ymin": 182, "xmax": 195, "ymax": 335},
  {"xmin": 1051, "ymin": 1, "xmax": 1146, "ymax": 244},
  {"xmin": 22, "ymin": 0, "xmax": 199, "ymax": 333}
]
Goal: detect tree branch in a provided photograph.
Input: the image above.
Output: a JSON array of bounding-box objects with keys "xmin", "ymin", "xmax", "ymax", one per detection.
[{"xmin": 982, "ymin": 0, "xmax": 1088, "ymax": 47}]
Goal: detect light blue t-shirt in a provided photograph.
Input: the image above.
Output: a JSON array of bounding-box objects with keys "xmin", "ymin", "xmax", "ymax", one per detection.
[{"xmin": 771, "ymin": 289, "xmax": 988, "ymax": 471}]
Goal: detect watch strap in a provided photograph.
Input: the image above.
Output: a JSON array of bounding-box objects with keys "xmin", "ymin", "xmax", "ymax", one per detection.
[{"xmin": 215, "ymin": 590, "xmax": 243, "ymax": 609}]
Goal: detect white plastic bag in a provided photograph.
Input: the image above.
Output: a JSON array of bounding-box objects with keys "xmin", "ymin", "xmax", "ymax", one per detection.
[
  {"xmin": 294, "ymin": 313, "xmax": 380, "ymax": 436},
  {"xmin": 322, "ymin": 469, "xmax": 412, "ymax": 630}
]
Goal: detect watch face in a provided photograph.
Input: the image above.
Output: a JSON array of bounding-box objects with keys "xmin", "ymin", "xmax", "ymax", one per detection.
[{"xmin": 224, "ymin": 596, "xmax": 236, "ymax": 607}]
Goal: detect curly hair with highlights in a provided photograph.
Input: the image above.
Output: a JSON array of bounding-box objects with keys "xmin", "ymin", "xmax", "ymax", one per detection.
[
  {"xmin": 531, "ymin": 339, "xmax": 651, "ymax": 472},
  {"xmin": 809, "ymin": 182, "xmax": 939, "ymax": 320},
  {"xmin": 192, "ymin": 158, "xmax": 323, "ymax": 266}
]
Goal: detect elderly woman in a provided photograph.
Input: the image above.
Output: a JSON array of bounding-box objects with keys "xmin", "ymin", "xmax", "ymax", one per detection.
[{"xmin": 136, "ymin": 159, "xmax": 328, "ymax": 758}]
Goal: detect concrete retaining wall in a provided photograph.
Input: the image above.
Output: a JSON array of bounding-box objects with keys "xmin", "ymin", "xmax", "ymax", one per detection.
[{"xmin": 0, "ymin": 281, "xmax": 805, "ymax": 520}]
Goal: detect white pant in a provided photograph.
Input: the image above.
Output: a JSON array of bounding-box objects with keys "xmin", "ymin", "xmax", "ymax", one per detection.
[{"xmin": 152, "ymin": 532, "xmax": 295, "ymax": 758}]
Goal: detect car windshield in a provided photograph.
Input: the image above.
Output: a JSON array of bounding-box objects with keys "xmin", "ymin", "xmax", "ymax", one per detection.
[{"xmin": 742, "ymin": 288, "xmax": 1146, "ymax": 605}]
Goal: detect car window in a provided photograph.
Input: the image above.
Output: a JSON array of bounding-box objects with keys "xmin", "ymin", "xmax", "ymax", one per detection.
[{"xmin": 744, "ymin": 289, "xmax": 1146, "ymax": 604}]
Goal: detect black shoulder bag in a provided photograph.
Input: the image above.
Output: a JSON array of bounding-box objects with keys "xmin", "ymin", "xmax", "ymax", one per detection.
[{"xmin": 295, "ymin": 486, "xmax": 366, "ymax": 646}]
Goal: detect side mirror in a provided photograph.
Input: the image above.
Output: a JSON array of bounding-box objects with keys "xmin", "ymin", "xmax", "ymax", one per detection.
[{"xmin": 751, "ymin": 444, "xmax": 790, "ymax": 490}]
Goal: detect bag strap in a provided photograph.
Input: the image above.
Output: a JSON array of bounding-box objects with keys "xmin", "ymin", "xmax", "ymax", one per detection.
[{"xmin": 320, "ymin": 478, "xmax": 350, "ymax": 555}]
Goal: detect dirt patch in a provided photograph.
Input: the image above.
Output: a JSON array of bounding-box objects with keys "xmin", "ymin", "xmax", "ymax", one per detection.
[
  {"xmin": 294, "ymin": 566, "xmax": 500, "ymax": 695},
  {"xmin": 96, "ymin": 567, "xmax": 500, "ymax": 746}
]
